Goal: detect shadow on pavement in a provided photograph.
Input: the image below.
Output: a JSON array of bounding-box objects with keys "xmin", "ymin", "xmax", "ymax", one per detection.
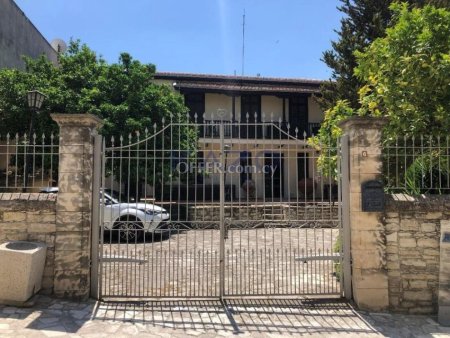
[
  {"xmin": 93, "ymin": 298, "xmax": 379, "ymax": 335},
  {"xmin": 1, "ymin": 296, "xmax": 446, "ymax": 337}
]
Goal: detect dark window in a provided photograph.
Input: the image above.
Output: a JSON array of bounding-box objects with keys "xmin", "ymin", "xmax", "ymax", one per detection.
[
  {"xmin": 184, "ymin": 93, "xmax": 205, "ymax": 123},
  {"xmin": 240, "ymin": 151, "xmax": 252, "ymax": 185},
  {"xmin": 289, "ymin": 96, "xmax": 308, "ymax": 136},
  {"xmin": 264, "ymin": 152, "xmax": 284, "ymax": 199},
  {"xmin": 196, "ymin": 151, "xmax": 204, "ymax": 183},
  {"xmin": 297, "ymin": 153, "xmax": 310, "ymax": 180},
  {"xmin": 241, "ymin": 95, "xmax": 261, "ymax": 122},
  {"xmin": 241, "ymin": 95, "xmax": 261, "ymax": 138}
]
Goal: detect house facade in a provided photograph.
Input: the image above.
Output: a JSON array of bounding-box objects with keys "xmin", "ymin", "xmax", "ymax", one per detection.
[
  {"xmin": 0, "ymin": 0, "xmax": 58, "ymax": 70},
  {"xmin": 154, "ymin": 72, "xmax": 326, "ymax": 201}
]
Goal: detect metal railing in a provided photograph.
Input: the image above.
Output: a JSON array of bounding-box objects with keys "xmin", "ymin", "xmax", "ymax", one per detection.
[
  {"xmin": 0, "ymin": 133, "xmax": 59, "ymax": 192},
  {"xmin": 383, "ymin": 136, "xmax": 450, "ymax": 194},
  {"xmin": 201, "ymin": 120, "xmax": 322, "ymax": 139}
]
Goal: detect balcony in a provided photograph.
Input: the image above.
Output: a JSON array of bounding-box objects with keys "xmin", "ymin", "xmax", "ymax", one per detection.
[{"xmin": 201, "ymin": 121, "xmax": 321, "ymax": 139}]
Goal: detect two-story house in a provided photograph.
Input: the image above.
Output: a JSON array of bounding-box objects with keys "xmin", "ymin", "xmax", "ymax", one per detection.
[{"xmin": 154, "ymin": 72, "xmax": 325, "ymax": 200}]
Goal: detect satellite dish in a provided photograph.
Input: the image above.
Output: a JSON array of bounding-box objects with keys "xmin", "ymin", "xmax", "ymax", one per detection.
[{"xmin": 51, "ymin": 39, "xmax": 67, "ymax": 53}]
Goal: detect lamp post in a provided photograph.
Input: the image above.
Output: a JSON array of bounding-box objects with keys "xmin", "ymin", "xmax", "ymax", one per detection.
[{"xmin": 24, "ymin": 90, "xmax": 46, "ymax": 191}]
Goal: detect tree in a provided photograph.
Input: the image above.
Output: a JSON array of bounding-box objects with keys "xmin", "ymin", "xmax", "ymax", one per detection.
[
  {"xmin": 320, "ymin": 0, "xmax": 393, "ymax": 111},
  {"xmin": 312, "ymin": 3, "xmax": 450, "ymax": 178},
  {"xmin": 309, "ymin": 100, "xmax": 356, "ymax": 179},
  {"xmin": 320, "ymin": 0, "xmax": 449, "ymax": 112},
  {"xmin": 0, "ymin": 40, "xmax": 195, "ymax": 197},
  {"xmin": 355, "ymin": 3, "xmax": 450, "ymax": 138}
]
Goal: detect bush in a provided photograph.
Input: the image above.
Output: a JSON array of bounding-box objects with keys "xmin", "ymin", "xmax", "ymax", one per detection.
[{"xmin": 404, "ymin": 151, "xmax": 450, "ymax": 194}]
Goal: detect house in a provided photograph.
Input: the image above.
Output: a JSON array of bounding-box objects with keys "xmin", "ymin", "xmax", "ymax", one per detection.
[
  {"xmin": 0, "ymin": 0, "xmax": 58, "ymax": 70},
  {"xmin": 0, "ymin": 0, "xmax": 59, "ymax": 186},
  {"xmin": 154, "ymin": 72, "xmax": 326, "ymax": 200}
]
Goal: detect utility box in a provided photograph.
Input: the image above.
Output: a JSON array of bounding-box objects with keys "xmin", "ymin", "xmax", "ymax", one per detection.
[{"xmin": 0, "ymin": 241, "xmax": 47, "ymax": 305}]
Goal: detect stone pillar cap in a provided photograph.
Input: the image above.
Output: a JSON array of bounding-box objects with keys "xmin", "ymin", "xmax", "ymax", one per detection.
[
  {"xmin": 51, "ymin": 113, "xmax": 104, "ymax": 128},
  {"xmin": 338, "ymin": 116, "xmax": 388, "ymax": 131}
]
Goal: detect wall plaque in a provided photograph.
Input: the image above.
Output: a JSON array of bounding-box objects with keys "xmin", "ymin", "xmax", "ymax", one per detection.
[{"xmin": 361, "ymin": 180, "xmax": 385, "ymax": 212}]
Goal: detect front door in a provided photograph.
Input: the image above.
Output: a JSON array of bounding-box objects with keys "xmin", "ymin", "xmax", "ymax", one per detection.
[{"xmin": 264, "ymin": 152, "xmax": 284, "ymax": 199}]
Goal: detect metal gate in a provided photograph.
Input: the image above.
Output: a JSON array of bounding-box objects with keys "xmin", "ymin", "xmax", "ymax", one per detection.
[{"xmin": 91, "ymin": 117, "xmax": 351, "ymax": 300}]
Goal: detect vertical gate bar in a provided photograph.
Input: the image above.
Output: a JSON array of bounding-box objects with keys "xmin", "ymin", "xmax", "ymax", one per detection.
[
  {"xmin": 90, "ymin": 133, "xmax": 102, "ymax": 299},
  {"xmin": 99, "ymin": 139, "xmax": 106, "ymax": 298},
  {"xmin": 219, "ymin": 122, "xmax": 225, "ymax": 298},
  {"xmin": 340, "ymin": 135, "xmax": 352, "ymax": 300}
]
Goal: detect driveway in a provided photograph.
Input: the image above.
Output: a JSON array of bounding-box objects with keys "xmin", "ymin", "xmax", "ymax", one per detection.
[{"xmin": 1, "ymin": 296, "xmax": 449, "ymax": 337}]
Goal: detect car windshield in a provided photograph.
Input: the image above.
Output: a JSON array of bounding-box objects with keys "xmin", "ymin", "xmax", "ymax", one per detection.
[
  {"xmin": 101, "ymin": 192, "xmax": 119, "ymax": 205},
  {"xmin": 104, "ymin": 189, "xmax": 133, "ymax": 203}
]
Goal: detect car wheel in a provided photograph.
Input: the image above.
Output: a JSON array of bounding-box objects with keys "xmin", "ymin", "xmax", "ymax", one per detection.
[{"xmin": 114, "ymin": 216, "xmax": 143, "ymax": 243}]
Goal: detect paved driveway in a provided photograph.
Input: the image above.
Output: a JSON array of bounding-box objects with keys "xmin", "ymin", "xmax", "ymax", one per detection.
[
  {"xmin": 1, "ymin": 296, "xmax": 449, "ymax": 337},
  {"xmin": 100, "ymin": 228, "xmax": 341, "ymax": 298}
]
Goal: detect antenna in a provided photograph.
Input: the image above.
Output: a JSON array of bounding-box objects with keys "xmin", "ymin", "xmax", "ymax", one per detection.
[{"xmin": 241, "ymin": 9, "xmax": 246, "ymax": 76}]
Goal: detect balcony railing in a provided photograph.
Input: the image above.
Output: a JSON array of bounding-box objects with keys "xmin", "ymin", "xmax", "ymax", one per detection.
[{"xmin": 201, "ymin": 121, "xmax": 321, "ymax": 139}]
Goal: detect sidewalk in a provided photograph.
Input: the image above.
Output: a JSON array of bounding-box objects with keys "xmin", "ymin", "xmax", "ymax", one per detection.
[{"xmin": 1, "ymin": 296, "xmax": 449, "ymax": 337}]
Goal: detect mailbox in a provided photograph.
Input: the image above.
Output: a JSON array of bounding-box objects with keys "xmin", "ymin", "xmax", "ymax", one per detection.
[
  {"xmin": 443, "ymin": 232, "xmax": 450, "ymax": 243},
  {"xmin": 361, "ymin": 180, "xmax": 385, "ymax": 212}
]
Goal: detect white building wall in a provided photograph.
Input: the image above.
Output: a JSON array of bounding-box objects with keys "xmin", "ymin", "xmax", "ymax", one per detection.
[
  {"xmin": 308, "ymin": 96, "xmax": 323, "ymax": 123},
  {"xmin": 202, "ymin": 93, "xmax": 289, "ymax": 122},
  {"xmin": 234, "ymin": 96, "xmax": 241, "ymax": 121},
  {"xmin": 261, "ymin": 96, "xmax": 283, "ymax": 122},
  {"xmin": 204, "ymin": 93, "xmax": 233, "ymax": 120}
]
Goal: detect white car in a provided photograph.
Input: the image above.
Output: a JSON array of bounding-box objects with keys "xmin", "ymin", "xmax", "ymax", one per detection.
[
  {"xmin": 101, "ymin": 191, "xmax": 170, "ymax": 242},
  {"xmin": 40, "ymin": 187, "xmax": 170, "ymax": 242}
]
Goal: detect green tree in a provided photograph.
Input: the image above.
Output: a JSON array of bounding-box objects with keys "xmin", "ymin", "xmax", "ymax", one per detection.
[
  {"xmin": 0, "ymin": 40, "xmax": 195, "ymax": 197},
  {"xmin": 309, "ymin": 100, "xmax": 356, "ymax": 179},
  {"xmin": 312, "ymin": 3, "xmax": 450, "ymax": 178},
  {"xmin": 320, "ymin": 0, "xmax": 449, "ymax": 112},
  {"xmin": 320, "ymin": 0, "xmax": 393, "ymax": 110},
  {"xmin": 355, "ymin": 3, "xmax": 450, "ymax": 138}
]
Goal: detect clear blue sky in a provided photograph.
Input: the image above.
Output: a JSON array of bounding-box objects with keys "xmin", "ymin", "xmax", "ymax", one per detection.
[{"xmin": 15, "ymin": 0, "xmax": 343, "ymax": 80}]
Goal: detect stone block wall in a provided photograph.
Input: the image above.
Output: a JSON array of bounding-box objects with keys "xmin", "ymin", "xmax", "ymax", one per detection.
[
  {"xmin": 384, "ymin": 194, "xmax": 448, "ymax": 314},
  {"xmin": 339, "ymin": 117, "xmax": 389, "ymax": 310},
  {"xmin": 187, "ymin": 204, "xmax": 339, "ymax": 224},
  {"xmin": 0, "ymin": 193, "xmax": 57, "ymax": 294}
]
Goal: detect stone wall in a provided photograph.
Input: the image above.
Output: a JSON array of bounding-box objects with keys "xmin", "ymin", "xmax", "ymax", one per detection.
[
  {"xmin": 384, "ymin": 194, "xmax": 447, "ymax": 314},
  {"xmin": 187, "ymin": 203, "xmax": 339, "ymax": 224},
  {"xmin": 51, "ymin": 114, "xmax": 102, "ymax": 300},
  {"xmin": 0, "ymin": 193, "xmax": 57, "ymax": 294},
  {"xmin": 339, "ymin": 117, "xmax": 388, "ymax": 310},
  {"xmin": 0, "ymin": 114, "xmax": 101, "ymax": 302}
]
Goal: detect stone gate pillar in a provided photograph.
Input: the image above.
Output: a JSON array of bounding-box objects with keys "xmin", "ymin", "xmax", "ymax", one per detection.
[
  {"xmin": 339, "ymin": 116, "xmax": 389, "ymax": 311},
  {"xmin": 51, "ymin": 114, "xmax": 103, "ymax": 299}
]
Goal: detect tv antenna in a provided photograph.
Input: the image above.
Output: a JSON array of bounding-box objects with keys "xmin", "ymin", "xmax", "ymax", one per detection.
[{"xmin": 241, "ymin": 9, "xmax": 246, "ymax": 76}]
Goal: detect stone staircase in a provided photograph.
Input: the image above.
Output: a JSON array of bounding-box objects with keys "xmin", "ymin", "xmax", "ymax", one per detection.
[{"xmin": 262, "ymin": 205, "xmax": 286, "ymax": 222}]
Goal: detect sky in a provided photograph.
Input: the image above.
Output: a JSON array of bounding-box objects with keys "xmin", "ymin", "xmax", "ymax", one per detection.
[{"xmin": 14, "ymin": 0, "xmax": 343, "ymax": 80}]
